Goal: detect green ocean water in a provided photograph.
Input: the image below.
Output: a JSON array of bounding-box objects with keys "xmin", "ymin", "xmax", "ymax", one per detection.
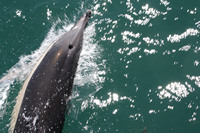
[{"xmin": 0, "ymin": 0, "xmax": 200, "ymax": 132}]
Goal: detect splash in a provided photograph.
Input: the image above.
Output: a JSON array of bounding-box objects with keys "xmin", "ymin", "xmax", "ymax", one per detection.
[
  {"xmin": 74, "ymin": 23, "xmax": 105, "ymax": 88},
  {"xmin": 71, "ymin": 23, "xmax": 106, "ymax": 101},
  {"xmin": 0, "ymin": 20, "xmax": 105, "ymax": 117}
]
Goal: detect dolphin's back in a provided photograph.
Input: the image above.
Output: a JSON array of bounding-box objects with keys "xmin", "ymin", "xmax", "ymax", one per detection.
[
  {"xmin": 14, "ymin": 29, "xmax": 81, "ymax": 133},
  {"xmin": 10, "ymin": 10, "xmax": 91, "ymax": 133}
]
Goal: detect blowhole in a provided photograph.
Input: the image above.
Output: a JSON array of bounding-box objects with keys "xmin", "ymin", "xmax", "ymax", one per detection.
[{"xmin": 69, "ymin": 44, "xmax": 73, "ymax": 49}]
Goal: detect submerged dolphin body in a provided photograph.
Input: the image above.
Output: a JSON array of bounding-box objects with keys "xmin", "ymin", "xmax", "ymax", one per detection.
[{"xmin": 10, "ymin": 10, "xmax": 91, "ymax": 133}]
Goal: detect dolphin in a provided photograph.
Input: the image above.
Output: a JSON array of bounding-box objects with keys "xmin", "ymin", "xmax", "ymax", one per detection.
[{"xmin": 9, "ymin": 10, "xmax": 91, "ymax": 133}]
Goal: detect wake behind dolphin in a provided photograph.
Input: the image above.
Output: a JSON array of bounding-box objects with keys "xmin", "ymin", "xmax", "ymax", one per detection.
[{"xmin": 9, "ymin": 10, "xmax": 91, "ymax": 133}]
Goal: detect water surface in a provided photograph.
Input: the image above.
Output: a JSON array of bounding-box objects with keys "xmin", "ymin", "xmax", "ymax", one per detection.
[{"xmin": 0, "ymin": 0, "xmax": 200, "ymax": 132}]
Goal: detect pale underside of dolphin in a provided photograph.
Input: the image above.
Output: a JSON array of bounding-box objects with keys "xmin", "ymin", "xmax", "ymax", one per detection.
[{"xmin": 9, "ymin": 10, "xmax": 91, "ymax": 133}]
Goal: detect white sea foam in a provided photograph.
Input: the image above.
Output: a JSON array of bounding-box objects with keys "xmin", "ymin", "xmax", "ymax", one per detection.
[
  {"xmin": 74, "ymin": 23, "xmax": 105, "ymax": 88},
  {"xmin": 71, "ymin": 23, "xmax": 106, "ymax": 101},
  {"xmin": 0, "ymin": 19, "xmax": 105, "ymax": 117}
]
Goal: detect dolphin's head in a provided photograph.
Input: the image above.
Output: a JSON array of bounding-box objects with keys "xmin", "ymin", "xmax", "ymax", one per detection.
[
  {"xmin": 85, "ymin": 10, "xmax": 92, "ymax": 18},
  {"xmin": 72, "ymin": 10, "xmax": 92, "ymax": 30},
  {"xmin": 67, "ymin": 10, "xmax": 92, "ymax": 57}
]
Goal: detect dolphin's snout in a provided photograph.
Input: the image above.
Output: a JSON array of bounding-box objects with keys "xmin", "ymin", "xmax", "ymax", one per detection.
[
  {"xmin": 71, "ymin": 10, "xmax": 91, "ymax": 30},
  {"xmin": 86, "ymin": 10, "xmax": 92, "ymax": 18}
]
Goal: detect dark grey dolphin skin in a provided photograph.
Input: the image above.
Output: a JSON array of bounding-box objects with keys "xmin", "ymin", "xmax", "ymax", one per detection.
[{"xmin": 10, "ymin": 10, "xmax": 91, "ymax": 133}]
